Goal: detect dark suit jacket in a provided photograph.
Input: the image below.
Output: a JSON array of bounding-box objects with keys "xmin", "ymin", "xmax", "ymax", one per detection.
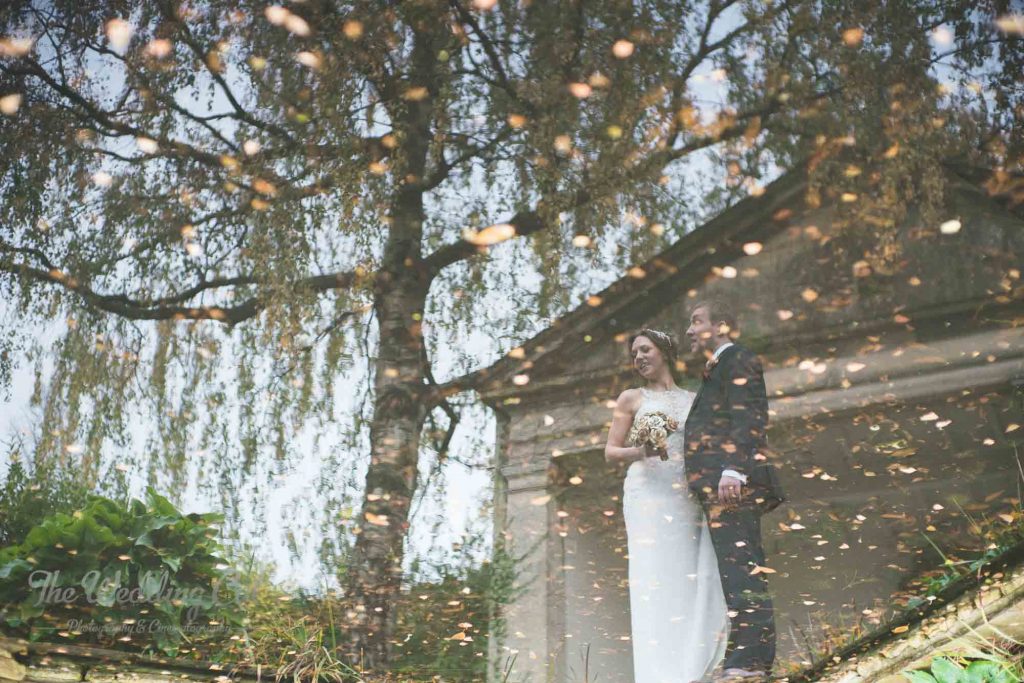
[{"xmin": 684, "ymin": 344, "xmax": 785, "ymax": 512}]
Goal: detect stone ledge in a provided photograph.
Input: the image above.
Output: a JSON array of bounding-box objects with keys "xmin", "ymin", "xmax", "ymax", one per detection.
[
  {"xmin": 804, "ymin": 549, "xmax": 1024, "ymax": 683},
  {"xmin": 0, "ymin": 638, "xmax": 265, "ymax": 683}
]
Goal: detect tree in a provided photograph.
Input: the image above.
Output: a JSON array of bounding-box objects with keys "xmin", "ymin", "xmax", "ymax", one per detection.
[{"xmin": 0, "ymin": 0, "xmax": 1019, "ymax": 670}]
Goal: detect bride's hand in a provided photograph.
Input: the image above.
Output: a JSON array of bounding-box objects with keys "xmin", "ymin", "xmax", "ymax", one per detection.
[{"xmin": 643, "ymin": 444, "xmax": 667, "ymax": 460}]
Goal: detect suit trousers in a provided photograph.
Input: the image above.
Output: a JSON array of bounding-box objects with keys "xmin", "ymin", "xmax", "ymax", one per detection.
[{"xmin": 699, "ymin": 500, "xmax": 776, "ymax": 672}]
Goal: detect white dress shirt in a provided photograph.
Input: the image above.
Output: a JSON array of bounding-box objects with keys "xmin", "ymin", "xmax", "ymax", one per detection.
[{"xmin": 708, "ymin": 343, "xmax": 749, "ymax": 485}]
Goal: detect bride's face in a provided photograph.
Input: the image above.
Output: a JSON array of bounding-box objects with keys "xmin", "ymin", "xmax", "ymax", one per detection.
[{"xmin": 631, "ymin": 336, "xmax": 665, "ymax": 380}]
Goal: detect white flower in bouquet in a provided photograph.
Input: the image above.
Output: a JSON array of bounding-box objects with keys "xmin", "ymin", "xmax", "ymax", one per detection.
[{"xmin": 627, "ymin": 411, "xmax": 679, "ymax": 460}]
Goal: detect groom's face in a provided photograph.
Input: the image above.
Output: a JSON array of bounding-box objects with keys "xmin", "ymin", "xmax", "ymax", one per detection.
[{"xmin": 686, "ymin": 306, "xmax": 716, "ymax": 355}]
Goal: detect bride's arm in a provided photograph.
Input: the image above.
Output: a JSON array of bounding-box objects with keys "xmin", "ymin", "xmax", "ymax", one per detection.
[{"xmin": 604, "ymin": 389, "xmax": 646, "ymax": 464}]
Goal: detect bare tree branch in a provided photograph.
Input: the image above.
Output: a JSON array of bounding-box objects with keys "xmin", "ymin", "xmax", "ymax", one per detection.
[{"xmin": 0, "ymin": 241, "xmax": 364, "ymax": 326}]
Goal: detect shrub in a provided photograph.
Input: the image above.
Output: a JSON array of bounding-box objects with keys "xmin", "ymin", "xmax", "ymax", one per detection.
[
  {"xmin": 0, "ymin": 487, "xmax": 244, "ymax": 657},
  {"xmin": 0, "ymin": 455, "xmax": 94, "ymax": 547}
]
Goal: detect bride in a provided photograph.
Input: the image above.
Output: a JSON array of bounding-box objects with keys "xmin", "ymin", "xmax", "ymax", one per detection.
[{"xmin": 604, "ymin": 328, "xmax": 729, "ymax": 683}]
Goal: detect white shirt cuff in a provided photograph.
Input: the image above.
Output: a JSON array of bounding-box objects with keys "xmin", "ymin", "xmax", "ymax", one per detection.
[{"xmin": 722, "ymin": 469, "xmax": 748, "ymax": 484}]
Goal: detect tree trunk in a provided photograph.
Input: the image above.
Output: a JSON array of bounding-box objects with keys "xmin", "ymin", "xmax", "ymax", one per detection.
[
  {"xmin": 344, "ymin": 9, "xmax": 447, "ymax": 668},
  {"xmin": 346, "ymin": 272, "xmax": 430, "ymax": 668}
]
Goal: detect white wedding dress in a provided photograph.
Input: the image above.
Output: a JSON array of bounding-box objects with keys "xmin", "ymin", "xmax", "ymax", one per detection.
[{"xmin": 622, "ymin": 387, "xmax": 729, "ymax": 683}]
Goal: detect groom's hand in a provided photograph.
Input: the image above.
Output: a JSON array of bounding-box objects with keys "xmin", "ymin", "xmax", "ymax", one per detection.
[{"xmin": 717, "ymin": 474, "xmax": 744, "ymax": 505}]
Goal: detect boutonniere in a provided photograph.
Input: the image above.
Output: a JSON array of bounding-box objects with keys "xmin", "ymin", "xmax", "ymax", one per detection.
[{"xmin": 701, "ymin": 355, "xmax": 720, "ymax": 382}]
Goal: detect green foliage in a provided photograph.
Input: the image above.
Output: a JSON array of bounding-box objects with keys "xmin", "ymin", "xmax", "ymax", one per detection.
[
  {"xmin": 909, "ymin": 495, "xmax": 1024, "ymax": 608},
  {"xmin": 904, "ymin": 657, "xmax": 1020, "ymax": 683},
  {"xmin": 0, "ymin": 487, "xmax": 244, "ymax": 657},
  {"xmin": 390, "ymin": 543, "xmax": 521, "ymax": 680},
  {"xmin": 232, "ymin": 540, "xmax": 520, "ymax": 681},
  {"xmin": 0, "ymin": 454, "xmax": 94, "ymax": 547}
]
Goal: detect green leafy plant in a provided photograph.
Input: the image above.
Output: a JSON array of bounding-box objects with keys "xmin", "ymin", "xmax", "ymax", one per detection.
[
  {"xmin": 0, "ymin": 452, "xmax": 95, "ymax": 547},
  {"xmin": 0, "ymin": 487, "xmax": 244, "ymax": 657},
  {"xmin": 904, "ymin": 656, "xmax": 1020, "ymax": 683},
  {"xmin": 231, "ymin": 537, "xmax": 522, "ymax": 681}
]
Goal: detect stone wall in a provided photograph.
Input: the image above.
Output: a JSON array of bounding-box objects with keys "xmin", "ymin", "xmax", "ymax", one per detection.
[{"xmin": 485, "ymin": 179, "xmax": 1024, "ymax": 680}]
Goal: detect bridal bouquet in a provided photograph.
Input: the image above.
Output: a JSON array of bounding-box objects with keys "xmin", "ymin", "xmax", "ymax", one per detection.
[{"xmin": 627, "ymin": 412, "xmax": 679, "ymax": 461}]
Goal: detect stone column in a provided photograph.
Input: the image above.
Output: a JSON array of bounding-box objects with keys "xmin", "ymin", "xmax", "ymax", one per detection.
[{"xmin": 490, "ymin": 460, "xmax": 559, "ymax": 683}]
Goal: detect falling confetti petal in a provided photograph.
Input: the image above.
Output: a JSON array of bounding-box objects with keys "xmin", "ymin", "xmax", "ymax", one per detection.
[
  {"xmin": 568, "ymin": 82, "xmax": 592, "ymax": 98},
  {"xmin": 994, "ymin": 15, "xmax": 1024, "ymax": 35},
  {"xmin": 364, "ymin": 512, "xmax": 389, "ymax": 526},
  {"xmin": 145, "ymin": 39, "xmax": 172, "ymax": 58},
  {"xmin": 265, "ymin": 6, "xmax": 289, "ymax": 25},
  {"xmin": 931, "ymin": 26, "xmax": 953, "ymax": 46},
  {"xmin": 343, "ymin": 21, "xmax": 364, "ymax": 39},
  {"xmin": 743, "ymin": 242, "xmax": 763, "ymax": 256},
  {"xmin": 0, "ymin": 93, "xmax": 21, "ymax": 115},
  {"xmin": 612, "ymin": 40, "xmax": 635, "ymax": 58},
  {"xmin": 243, "ymin": 139, "xmax": 261, "ymax": 156},
  {"xmin": 105, "ymin": 19, "xmax": 133, "ymax": 53},
  {"xmin": 403, "ymin": 86, "xmax": 429, "ymax": 101},
  {"xmin": 842, "ymin": 28, "xmax": 864, "ymax": 45},
  {"xmin": 939, "ymin": 219, "xmax": 961, "ymax": 234},
  {"xmin": 0, "ymin": 37, "xmax": 34, "ymax": 57},
  {"xmin": 136, "ymin": 137, "xmax": 159, "ymax": 154},
  {"xmin": 463, "ymin": 223, "xmax": 516, "ymax": 246},
  {"xmin": 295, "ymin": 51, "xmax": 321, "ymax": 69},
  {"xmin": 284, "ymin": 14, "xmax": 311, "ymax": 36}
]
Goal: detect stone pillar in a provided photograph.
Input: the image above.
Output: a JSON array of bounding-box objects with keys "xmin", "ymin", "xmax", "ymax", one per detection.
[{"xmin": 491, "ymin": 460, "xmax": 558, "ymax": 683}]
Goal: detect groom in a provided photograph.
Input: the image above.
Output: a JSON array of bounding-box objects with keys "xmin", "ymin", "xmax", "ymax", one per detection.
[{"xmin": 684, "ymin": 300, "xmax": 783, "ymax": 681}]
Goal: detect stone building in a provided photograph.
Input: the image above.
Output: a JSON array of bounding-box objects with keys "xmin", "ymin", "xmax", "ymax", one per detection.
[{"xmin": 479, "ymin": 166, "xmax": 1024, "ymax": 683}]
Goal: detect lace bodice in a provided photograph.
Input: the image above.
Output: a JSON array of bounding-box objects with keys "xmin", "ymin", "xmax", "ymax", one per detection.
[{"xmin": 635, "ymin": 386, "xmax": 694, "ymax": 463}]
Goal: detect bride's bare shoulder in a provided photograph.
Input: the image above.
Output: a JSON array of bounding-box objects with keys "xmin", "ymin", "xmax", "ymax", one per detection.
[{"xmin": 614, "ymin": 388, "xmax": 642, "ymax": 411}]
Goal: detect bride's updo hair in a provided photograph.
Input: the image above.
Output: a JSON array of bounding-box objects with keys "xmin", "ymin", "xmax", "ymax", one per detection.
[{"xmin": 628, "ymin": 328, "xmax": 683, "ymax": 383}]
